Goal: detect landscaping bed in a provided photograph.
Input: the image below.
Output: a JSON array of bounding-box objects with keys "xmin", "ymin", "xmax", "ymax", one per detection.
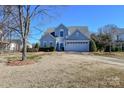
[{"xmin": 7, "ymin": 60, "xmax": 36, "ymax": 66}]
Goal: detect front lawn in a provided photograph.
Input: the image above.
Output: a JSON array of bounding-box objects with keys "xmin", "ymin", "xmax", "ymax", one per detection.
[
  {"xmin": 92, "ymin": 52, "xmax": 124, "ymax": 59},
  {"xmin": 0, "ymin": 52, "xmax": 124, "ymax": 88}
]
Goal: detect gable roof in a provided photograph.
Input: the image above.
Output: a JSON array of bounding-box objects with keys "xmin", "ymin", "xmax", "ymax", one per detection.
[
  {"xmin": 66, "ymin": 29, "xmax": 90, "ymax": 40},
  {"xmin": 44, "ymin": 24, "xmax": 68, "ymax": 34},
  {"xmin": 41, "ymin": 33, "xmax": 56, "ymax": 40},
  {"xmin": 55, "ymin": 24, "xmax": 68, "ymax": 31},
  {"xmin": 44, "ymin": 28, "xmax": 54, "ymax": 34},
  {"xmin": 67, "ymin": 26, "xmax": 90, "ymax": 38},
  {"xmin": 68, "ymin": 26, "xmax": 88, "ymax": 33},
  {"xmin": 44, "ymin": 24, "xmax": 90, "ymax": 39}
]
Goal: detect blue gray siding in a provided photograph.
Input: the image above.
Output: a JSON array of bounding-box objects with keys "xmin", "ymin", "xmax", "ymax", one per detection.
[
  {"xmin": 40, "ymin": 34, "xmax": 56, "ymax": 48},
  {"xmin": 54, "ymin": 24, "xmax": 68, "ymax": 38},
  {"xmin": 40, "ymin": 24, "xmax": 90, "ymax": 52}
]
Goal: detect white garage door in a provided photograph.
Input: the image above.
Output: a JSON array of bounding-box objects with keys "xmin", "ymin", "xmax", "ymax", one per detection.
[{"xmin": 65, "ymin": 41, "xmax": 89, "ymax": 52}]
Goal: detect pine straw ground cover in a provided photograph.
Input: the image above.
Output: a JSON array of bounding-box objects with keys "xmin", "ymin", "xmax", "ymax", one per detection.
[
  {"xmin": 7, "ymin": 60, "xmax": 36, "ymax": 66},
  {"xmin": 2, "ymin": 52, "xmax": 52, "ymax": 66}
]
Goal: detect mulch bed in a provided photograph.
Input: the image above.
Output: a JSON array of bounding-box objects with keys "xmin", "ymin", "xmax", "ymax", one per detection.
[{"xmin": 7, "ymin": 60, "xmax": 36, "ymax": 66}]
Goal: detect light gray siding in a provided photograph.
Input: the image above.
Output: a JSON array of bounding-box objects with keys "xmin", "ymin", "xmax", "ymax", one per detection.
[{"xmin": 40, "ymin": 34, "xmax": 56, "ymax": 48}]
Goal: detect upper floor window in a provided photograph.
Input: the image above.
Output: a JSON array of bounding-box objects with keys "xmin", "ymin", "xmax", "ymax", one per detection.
[
  {"xmin": 60, "ymin": 31, "xmax": 64, "ymax": 37},
  {"xmin": 76, "ymin": 32, "xmax": 79, "ymax": 36},
  {"xmin": 60, "ymin": 29, "xmax": 64, "ymax": 31}
]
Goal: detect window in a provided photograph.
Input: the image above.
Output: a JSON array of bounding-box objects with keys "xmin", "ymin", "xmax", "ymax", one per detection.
[
  {"xmin": 117, "ymin": 35, "xmax": 119, "ymax": 41},
  {"xmin": 60, "ymin": 31, "xmax": 64, "ymax": 37},
  {"xmin": 82, "ymin": 42, "xmax": 88, "ymax": 44},
  {"xmin": 49, "ymin": 42, "xmax": 53, "ymax": 47},
  {"xmin": 66, "ymin": 42, "xmax": 88, "ymax": 44},
  {"xmin": 43, "ymin": 41, "xmax": 47, "ymax": 47},
  {"xmin": 60, "ymin": 43, "xmax": 64, "ymax": 51},
  {"xmin": 60, "ymin": 43, "xmax": 64, "ymax": 47},
  {"xmin": 60, "ymin": 29, "xmax": 64, "ymax": 31},
  {"xmin": 67, "ymin": 42, "xmax": 70, "ymax": 44},
  {"xmin": 85, "ymin": 42, "xmax": 88, "ymax": 44},
  {"xmin": 76, "ymin": 32, "xmax": 79, "ymax": 36}
]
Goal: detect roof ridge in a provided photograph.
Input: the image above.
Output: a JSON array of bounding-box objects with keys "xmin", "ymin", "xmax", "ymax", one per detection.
[{"xmin": 45, "ymin": 25, "xmax": 89, "ymax": 34}]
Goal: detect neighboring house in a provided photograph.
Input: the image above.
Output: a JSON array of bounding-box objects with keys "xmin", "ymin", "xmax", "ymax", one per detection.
[
  {"xmin": 40, "ymin": 24, "xmax": 90, "ymax": 52},
  {"xmin": 116, "ymin": 28, "xmax": 124, "ymax": 41},
  {"xmin": 112, "ymin": 28, "xmax": 124, "ymax": 50},
  {"xmin": 9, "ymin": 40, "xmax": 32, "ymax": 51},
  {"xmin": 108, "ymin": 28, "xmax": 124, "ymax": 42},
  {"xmin": 9, "ymin": 39, "xmax": 22, "ymax": 51},
  {"xmin": 27, "ymin": 42, "xmax": 33, "ymax": 48}
]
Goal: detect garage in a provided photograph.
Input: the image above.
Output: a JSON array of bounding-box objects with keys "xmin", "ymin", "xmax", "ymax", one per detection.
[{"xmin": 65, "ymin": 40, "xmax": 89, "ymax": 52}]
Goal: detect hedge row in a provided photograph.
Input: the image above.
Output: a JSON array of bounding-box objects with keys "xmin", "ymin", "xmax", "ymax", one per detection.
[
  {"xmin": 27, "ymin": 48, "xmax": 39, "ymax": 52},
  {"xmin": 27, "ymin": 47, "xmax": 55, "ymax": 52},
  {"xmin": 39, "ymin": 47, "xmax": 54, "ymax": 52}
]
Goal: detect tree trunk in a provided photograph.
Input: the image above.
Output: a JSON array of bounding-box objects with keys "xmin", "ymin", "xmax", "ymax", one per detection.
[{"xmin": 22, "ymin": 38, "xmax": 27, "ymax": 61}]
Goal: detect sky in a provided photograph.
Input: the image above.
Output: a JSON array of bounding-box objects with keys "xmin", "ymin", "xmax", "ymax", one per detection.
[{"xmin": 29, "ymin": 5, "xmax": 124, "ymax": 44}]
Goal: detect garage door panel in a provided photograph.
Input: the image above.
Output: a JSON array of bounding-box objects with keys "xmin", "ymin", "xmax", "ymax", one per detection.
[{"xmin": 65, "ymin": 41, "xmax": 89, "ymax": 52}]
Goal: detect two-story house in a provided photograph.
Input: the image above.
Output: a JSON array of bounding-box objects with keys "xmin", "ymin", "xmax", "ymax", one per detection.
[{"xmin": 40, "ymin": 24, "xmax": 90, "ymax": 52}]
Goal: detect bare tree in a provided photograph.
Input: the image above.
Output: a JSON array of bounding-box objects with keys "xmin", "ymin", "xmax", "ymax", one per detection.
[
  {"xmin": 97, "ymin": 24, "xmax": 118, "ymax": 52},
  {"xmin": 0, "ymin": 5, "xmax": 62, "ymax": 61}
]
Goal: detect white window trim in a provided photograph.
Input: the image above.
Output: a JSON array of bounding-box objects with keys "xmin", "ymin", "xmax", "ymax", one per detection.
[{"xmin": 60, "ymin": 29, "xmax": 64, "ymax": 31}]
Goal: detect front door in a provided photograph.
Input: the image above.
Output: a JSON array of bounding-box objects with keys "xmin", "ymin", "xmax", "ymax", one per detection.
[
  {"xmin": 56, "ymin": 42, "xmax": 59, "ymax": 51},
  {"xmin": 56, "ymin": 43, "xmax": 64, "ymax": 51},
  {"xmin": 60, "ymin": 43, "xmax": 64, "ymax": 51}
]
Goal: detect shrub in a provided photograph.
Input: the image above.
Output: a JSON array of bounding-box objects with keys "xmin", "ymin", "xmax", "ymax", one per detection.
[
  {"xmin": 27, "ymin": 48, "xmax": 38, "ymax": 52},
  {"xmin": 111, "ymin": 46, "xmax": 116, "ymax": 52},
  {"xmin": 122, "ymin": 46, "xmax": 124, "ymax": 52},
  {"xmin": 39, "ymin": 47, "xmax": 55, "ymax": 52},
  {"xmin": 34, "ymin": 43, "xmax": 40, "ymax": 49},
  {"xmin": 105, "ymin": 45, "xmax": 123, "ymax": 52},
  {"xmin": 61, "ymin": 47, "xmax": 64, "ymax": 51},
  {"xmin": 90, "ymin": 40, "xmax": 97, "ymax": 52},
  {"xmin": 115, "ymin": 47, "xmax": 122, "ymax": 52},
  {"xmin": 105, "ymin": 45, "xmax": 111, "ymax": 52}
]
